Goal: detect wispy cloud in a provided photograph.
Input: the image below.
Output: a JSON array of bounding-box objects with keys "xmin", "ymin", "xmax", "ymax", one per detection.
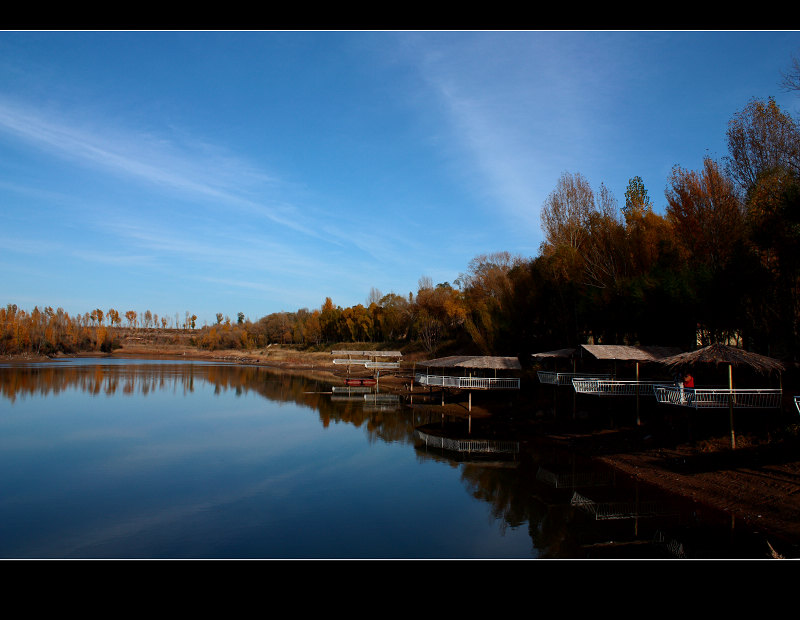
[
  {"xmin": 0, "ymin": 96, "xmax": 424, "ymax": 268},
  {"xmin": 0, "ymin": 98, "xmax": 320, "ymax": 237},
  {"xmin": 399, "ymin": 33, "xmax": 629, "ymax": 241}
]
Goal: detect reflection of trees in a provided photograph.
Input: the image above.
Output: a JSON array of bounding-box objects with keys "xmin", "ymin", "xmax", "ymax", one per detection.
[
  {"xmin": 417, "ymin": 437, "xmax": 647, "ymax": 558},
  {"xmin": 1, "ymin": 361, "xmax": 669, "ymax": 557},
  {"xmin": 0, "ymin": 362, "xmax": 420, "ymax": 445}
]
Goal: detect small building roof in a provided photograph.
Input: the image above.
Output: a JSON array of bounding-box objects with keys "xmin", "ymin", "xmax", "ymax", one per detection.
[
  {"xmin": 580, "ymin": 344, "xmax": 682, "ymax": 362},
  {"xmin": 417, "ymin": 355, "xmax": 521, "ymax": 370}
]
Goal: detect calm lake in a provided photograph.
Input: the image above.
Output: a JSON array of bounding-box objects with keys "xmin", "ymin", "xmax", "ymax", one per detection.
[{"xmin": 0, "ymin": 358, "xmax": 782, "ymax": 559}]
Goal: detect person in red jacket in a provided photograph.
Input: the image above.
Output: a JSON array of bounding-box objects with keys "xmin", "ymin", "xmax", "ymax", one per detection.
[{"xmin": 680, "ymin": 373, "xmax": 695, "ymax": 404}]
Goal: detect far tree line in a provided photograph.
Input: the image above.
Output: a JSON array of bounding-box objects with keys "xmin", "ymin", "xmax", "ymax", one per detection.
[{"xmin": 3, "ymin": 90, "xmax": 800, "ymax": 362}]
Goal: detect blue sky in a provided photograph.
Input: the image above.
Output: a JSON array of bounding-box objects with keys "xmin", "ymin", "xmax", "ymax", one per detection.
[{"xmin": 1, "ymin": 30, "xmax": 799, "ymax": 327}]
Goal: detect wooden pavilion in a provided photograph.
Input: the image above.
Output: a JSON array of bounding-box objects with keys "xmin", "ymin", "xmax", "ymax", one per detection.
[
  {"xmin": 654, "ymin": 343, "xmax": 785, "ymax": 449},
  {"xmin": 414, "ymin": 355, "xmax": 522, "ymax": 427}
]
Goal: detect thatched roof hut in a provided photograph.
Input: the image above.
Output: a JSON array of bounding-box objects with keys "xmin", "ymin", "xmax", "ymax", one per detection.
[
  {"xmin": 658, "ymin": 344, "xmax": 785, "ymax": 450},
  {"xmin": 417, "ymin": 355, "xmax": 521, "ymax": 370},
  {"xmin": 580, "ymin": 344, "xmax": 682, "ymax": 363},
  {"xmin": 658, "ymin": 343, "xmax": 785, "ymax": 375}
]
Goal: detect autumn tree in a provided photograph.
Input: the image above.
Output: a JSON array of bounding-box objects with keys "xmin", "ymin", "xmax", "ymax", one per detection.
[
  {"xmin": 579, "ymin": 184, "xmax": 629, "ymax": 290},
  {"xmin": 454, "ymin": 252, "xmax": 521, "ymax": 354},
  {"xmin": 622, "ymin": 175, "xmax": 653, "ymax": 224},
  {"xmin": 665, "ymin": 157, "xmax": 750, "ymax": 345},
  {"xmin": 540, "ymin": 171, "xmax": 594, "ymax": 258},
  {"xmin": 725, "ymin": 96, "xmax": 800, "ymax": 200},
  {"xmin": 319, "ymin": 297, "xmax": 341, "ymax": 343},
  {"xmin": 107, "ymin": 308, "xmax": 120, "ymax": 328},
  {"xmin": 125, "ymin": 310, "xmax": 137, "ymax": 329},
  {"xmin": 666, "ymin": 157, "xmax": 745, "ymax": 272},
  {"xmin": 377, "ymin": 293, "xmax": 412, "ymax": 342},
  {"xmin": 716, "ymin": 97, "xmax": 800, "ymax": 353}
]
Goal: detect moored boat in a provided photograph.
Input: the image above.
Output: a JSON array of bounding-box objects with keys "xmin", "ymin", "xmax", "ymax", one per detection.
[{"xmin": 344, "ymin": 377, "xmax": 377, "ymax": 387}]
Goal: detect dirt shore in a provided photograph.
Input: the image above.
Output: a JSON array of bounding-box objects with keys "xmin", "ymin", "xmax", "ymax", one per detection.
[{"xmin": 7, "ymin": 342, "xmax": 800, "ymax": 556}]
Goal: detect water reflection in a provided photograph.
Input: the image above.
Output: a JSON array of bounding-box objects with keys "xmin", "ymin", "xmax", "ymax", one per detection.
[{"xmin": 0, "ymin": 359, "xmax": 790, "ymax": 559}]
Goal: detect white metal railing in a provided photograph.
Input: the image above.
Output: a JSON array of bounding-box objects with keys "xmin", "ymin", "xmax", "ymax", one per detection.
[
  {"xmin": 570, "ymin": 491, "xmax": 670, "ymax": 520},
  {"xmin": 536, "ymin": 467, "xmax": 615, "ymax": 489},
  {"xmin": 332, "ymin": 358, "xmax": 371, "ymax": 365},
  {"xmin": 571, "ymin": 378, "xmax": 668, "ymax": 396},
  {"xmin": 414, "ymin": 429, "xmax": 519, "ymax": 455},
  {"xmin": 331, "ymin": 350, "xmax": 402, "ymax": 357},
  {"xmin": 415, "ymin": 373, "xmax": 520, "ymax": 390},
  {"xmin": 363, "ymin": 394, "xmax": 400, "ymax": 404},
  {"xmin": 795, "ymin": 395, "xmax": 800, "ymax": 415},
  {"xmin": 537, "ymin": 371, "xmax": 611, "ymax": 385},
  {"xmin": 365, "ymin": 361, "xmax": 400, "ymax": 369},
  {"xmin": 652, "ymin": 384, "xmax": 782, "ymax": 409},
  {"xmin": 331, "ymin": 386, "xmax": 373, "ymax": 394}
]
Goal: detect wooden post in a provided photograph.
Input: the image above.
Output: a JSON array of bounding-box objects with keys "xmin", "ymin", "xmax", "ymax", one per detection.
[
  {"xmin": 729, "ymin": 364, "xmax": 736, "ymax": 450},
  {"xmin": 572, "ymin": 358, "xmax": 577, "ymax": 420},
  {"xmin": 635, "ymin": 362, "xmax": 641, "ymax": 426}
]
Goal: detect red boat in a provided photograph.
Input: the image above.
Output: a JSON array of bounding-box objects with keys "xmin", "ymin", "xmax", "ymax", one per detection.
[{"xmin": 344, "ymin": 378, "xmax": 377, "ymax": 387}]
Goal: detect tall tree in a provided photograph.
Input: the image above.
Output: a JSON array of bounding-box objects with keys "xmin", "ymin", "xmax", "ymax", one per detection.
[
  {"xmin": 665, "ymin": 157, "xmax": 745, "ymax": 272},
  {"xmin": 125, "ymin": 310, "xmax": 137, "ymax": 329},
  {"xmin": 725, "ymin": 96, "xmax": 800, "ymax": 199},
  {"xmin": 623, "ymin": 175, "xmax": 653, "ymax": 224},
  {"xmin": 540, "ymin": 171, "xmax": 595, "ymax": 254}
]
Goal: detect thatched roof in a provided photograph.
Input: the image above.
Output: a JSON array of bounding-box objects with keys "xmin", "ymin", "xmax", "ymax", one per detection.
[
  {"xmin": 659, "ymin": 344, "xmax": 785, "ymax": 374},
  {"xmin": 531, "ymin": 348, "xmax": 578, "ymax": 359},
  {"xmin": 417, "ymin": 355, "xmax": 522, "ymax": 370},
  {"xmin": 581, "ymin": 344, "xmax": 682, "ymax": 362}
]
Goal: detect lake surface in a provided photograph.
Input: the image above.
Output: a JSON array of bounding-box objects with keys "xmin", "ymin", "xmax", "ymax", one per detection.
[{"xmin": 0, "ymin": 358, "xmax": 784, "ymax": 559}]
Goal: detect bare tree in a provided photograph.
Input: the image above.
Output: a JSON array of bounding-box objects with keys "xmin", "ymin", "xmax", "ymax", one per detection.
[
  {"xmin": 540, "ymin": 171, "xmax": 595, "ymax": 254},
  {"xmin": 367, "ymin": 287, "xmax": 383, "ymax": 306},
  {"xmin": 780, "ymin": 52, "xmax": 800, "ymax": 94}
]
